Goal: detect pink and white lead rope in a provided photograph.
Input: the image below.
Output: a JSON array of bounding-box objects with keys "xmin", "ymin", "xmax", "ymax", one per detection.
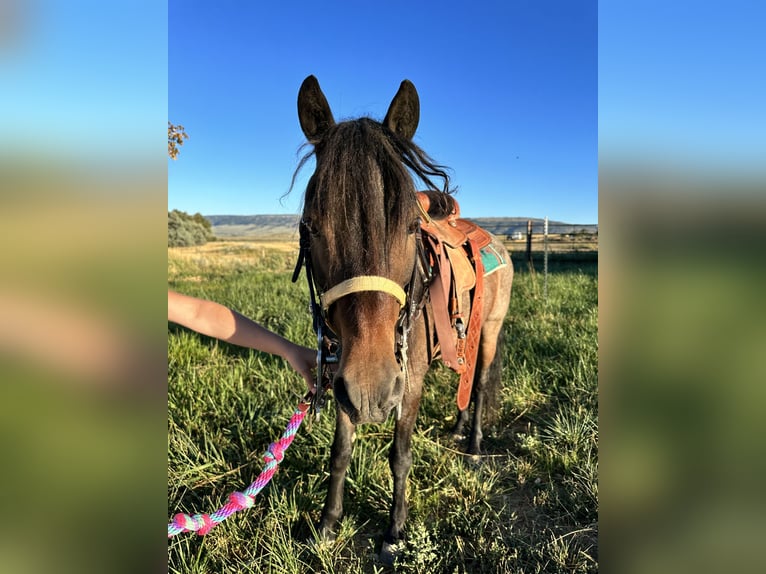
[{"xmin": 168, "ymin": 400, "xmax": 309, "ymax": 537}]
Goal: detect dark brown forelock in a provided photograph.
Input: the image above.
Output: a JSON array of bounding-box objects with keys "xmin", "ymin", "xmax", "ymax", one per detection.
[{"xmin": 299, "ymin": 117, "xmax": 452, "ymax": 276}]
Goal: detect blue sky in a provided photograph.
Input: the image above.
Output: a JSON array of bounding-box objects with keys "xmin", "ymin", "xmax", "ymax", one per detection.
[
  {"xmin": 3, "ymin": 2, "xmax": 762, "ymax": 222},
  {"xmin": 0, "ymin": 0, "xmax": 166, "ymax": 163},
  {"xmin": 599, "ymin": 1, "xmax": 766, "ymax": 175},
  {"xmin": 169, "ymin": 1, "xmax": 598, "ymax": 223}
]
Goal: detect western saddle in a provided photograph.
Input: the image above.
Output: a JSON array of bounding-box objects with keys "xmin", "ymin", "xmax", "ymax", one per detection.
[{"xmin": 417, "ymin": 191, "xmax": 493, "ymax": 411}]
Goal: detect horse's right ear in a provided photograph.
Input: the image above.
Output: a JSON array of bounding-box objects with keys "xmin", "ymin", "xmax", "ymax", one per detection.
[{"xmin": 297, "ymin": 75, "xmax": 335, "ymax": 144}]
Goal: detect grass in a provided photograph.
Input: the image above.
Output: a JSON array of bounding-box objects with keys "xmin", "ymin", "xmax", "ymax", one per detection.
[{"xmin": 168, "ymin": 243, "xmax": 598, "ymax": 573}]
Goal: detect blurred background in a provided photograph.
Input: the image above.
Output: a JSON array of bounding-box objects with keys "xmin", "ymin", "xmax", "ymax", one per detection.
[
  {"xmin": 0, "ymin": 1, "xmax": 167, "ymax": 572},
  {"xmin": 1, "ymin": 1, "xmax": 764, "ymax": 573},
  {"xmin": 599, "ymin": 2, "xmax": 766, "ymax": 572}
]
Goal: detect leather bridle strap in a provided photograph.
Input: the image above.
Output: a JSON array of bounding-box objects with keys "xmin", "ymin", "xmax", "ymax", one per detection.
[{"xmin": 320, "ymin": 276, "xmax": 407, "ymax": 311}]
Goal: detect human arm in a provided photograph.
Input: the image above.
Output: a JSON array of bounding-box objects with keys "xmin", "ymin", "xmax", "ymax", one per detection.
[{"xmin": 168, "ymin": 290, "xmax": 316, "ymax": 392}]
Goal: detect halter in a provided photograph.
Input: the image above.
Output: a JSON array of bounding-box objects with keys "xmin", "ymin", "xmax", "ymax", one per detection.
[{"xmin": 292, "ymin": 219, "xmax": 431, "ymax": 419}]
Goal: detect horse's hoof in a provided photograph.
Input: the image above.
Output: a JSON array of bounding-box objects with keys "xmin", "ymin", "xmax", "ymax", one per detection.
[{"xmin": 379, "ymin": 541, "xmax": 400, "ymax": 567}]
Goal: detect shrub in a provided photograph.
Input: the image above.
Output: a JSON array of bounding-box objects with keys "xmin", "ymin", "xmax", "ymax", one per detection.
[{"xmin": 168, "ymin": 210, "xmax": 215, "ymax": 247}]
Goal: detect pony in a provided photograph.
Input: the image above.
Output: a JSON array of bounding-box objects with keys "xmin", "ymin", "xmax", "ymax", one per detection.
[{"xmin": 292, "ymin": 75, "xmax": 513, "ymax": 563}]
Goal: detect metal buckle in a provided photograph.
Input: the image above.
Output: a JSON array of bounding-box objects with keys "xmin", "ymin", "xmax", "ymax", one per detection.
[
  {"xmin": 310, "ymin": 323, "xmax": 340, "ymax": 421},
  {"xmin": 455, "ymin": 317, "xmax": 466, "ymax": 339}
]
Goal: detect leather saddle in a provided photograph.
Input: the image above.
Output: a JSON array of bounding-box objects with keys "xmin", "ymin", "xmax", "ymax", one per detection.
[{"xmin": 417, "ymin": 191, "xmax": 492, "ymax": 410}]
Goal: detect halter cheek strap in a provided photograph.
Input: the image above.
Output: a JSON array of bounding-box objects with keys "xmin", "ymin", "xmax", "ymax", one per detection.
[{"xmin": 320, "ymin": 276, "xmax": 406, "ymax": 311}]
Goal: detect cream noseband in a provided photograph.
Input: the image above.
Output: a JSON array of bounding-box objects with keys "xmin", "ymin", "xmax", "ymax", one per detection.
[{"xmin": 320, "ymin": 276, "xmax": 406, "ymax": 311}]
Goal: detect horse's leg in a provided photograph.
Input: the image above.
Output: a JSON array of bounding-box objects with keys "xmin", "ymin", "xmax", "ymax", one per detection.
[
  {"xmin": 380, "ymin": 373, "xmax": 424, "ymax": 565},
  {"xmin": 450, "ymin": 329, "xmax": 497, "ymax": 448},
  {"xmin": 467, "ymin": 368, "xmax": 488, "ymax": 455},
  {"xmin": 317, "ymin": 407, "xmax": 355, "ymax": 540},
  {"xmin": 467, "ymin": 323, "xmax": 505, "ymax": 455},
  {"xmin": 450, "ymin": 405, "xmax": 471, "ymax": 439}
]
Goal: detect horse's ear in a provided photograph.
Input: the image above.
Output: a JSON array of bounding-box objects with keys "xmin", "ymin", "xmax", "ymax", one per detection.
[
  {"xmin": 383, "ymin": 80, "xmax": 420, "ymax": 140},
  {"xmin": 298, "ymin": 75, "xmax": 335, "ymax": 144}
]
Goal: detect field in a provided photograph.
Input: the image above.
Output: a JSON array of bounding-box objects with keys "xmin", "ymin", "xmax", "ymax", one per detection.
[{"xmin": 168, "ymin": 241, "xmax": 598, "ymax": 573}]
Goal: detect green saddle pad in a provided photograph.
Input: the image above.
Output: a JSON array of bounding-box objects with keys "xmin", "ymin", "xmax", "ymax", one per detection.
[{"xmin": 480, "ymin": 243, "xmax": 508, "ymax": 275}]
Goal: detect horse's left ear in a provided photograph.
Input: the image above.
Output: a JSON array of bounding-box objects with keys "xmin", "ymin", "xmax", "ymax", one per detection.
[
  {"xmin": 384, "ymin": 80, "xmax": 420, "ymax": 140},
  {"xmin": 298, "ymin": 75, "xmax": 336, "ymax": 144}
]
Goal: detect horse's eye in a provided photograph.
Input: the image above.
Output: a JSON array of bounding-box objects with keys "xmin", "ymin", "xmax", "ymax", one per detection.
[{"xmin": 407, "ymin": 220, "xmax": 420, "ymax": 234}]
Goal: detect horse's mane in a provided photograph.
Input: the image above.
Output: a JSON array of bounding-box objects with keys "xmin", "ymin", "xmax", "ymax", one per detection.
[{"xmin": 291, "ymin": 117, "xmax": 454, "ymax": 274}]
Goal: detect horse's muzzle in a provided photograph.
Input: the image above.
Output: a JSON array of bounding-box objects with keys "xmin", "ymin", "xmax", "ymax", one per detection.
[{"xmin": 333, "ymin": 373, "xmax": 403, "ymax": 425}]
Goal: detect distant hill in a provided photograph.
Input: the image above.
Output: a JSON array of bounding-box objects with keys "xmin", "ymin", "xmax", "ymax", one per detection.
[
  {"xmin": 205, "ymin": 214, "xmax": 597, "ymax": 239},
  {"xmin": 205, "ymin": 214, "xmax": 301, "ymax": 239}
]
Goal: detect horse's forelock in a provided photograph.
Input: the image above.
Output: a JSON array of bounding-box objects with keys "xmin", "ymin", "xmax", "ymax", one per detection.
[{"xmin": 305, "ymin": 120, "xmax": 405, "ymax": 272}]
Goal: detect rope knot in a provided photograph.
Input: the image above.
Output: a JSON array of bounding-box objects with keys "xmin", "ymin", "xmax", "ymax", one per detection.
[
  {"xmin": 229, "ymin": 491, "xmax": 255, "ymax": 510},
  {"xmin": 172, "ymin": 513, "xmax": 195, "ymax": 532},
  {"xmin": 265, "ymin": 441, "xmax": 285, "ymax": 463},
  {"xmin": 194, "ymin": 513, "xmax": 215, "ymax": 535}
]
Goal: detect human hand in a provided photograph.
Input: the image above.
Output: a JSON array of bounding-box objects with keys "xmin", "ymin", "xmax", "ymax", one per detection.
[{"xmin": 284, "ymin": 343, "xmax": 318, "ymax": 395}]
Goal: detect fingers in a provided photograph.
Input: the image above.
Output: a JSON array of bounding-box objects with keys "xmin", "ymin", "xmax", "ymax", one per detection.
[{"xmin": 305, "ymin": 370, "xmax": 317, "ymax": 394}]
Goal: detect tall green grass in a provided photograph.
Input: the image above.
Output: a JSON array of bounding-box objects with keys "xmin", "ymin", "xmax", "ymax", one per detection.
[{"xmin": 168, "ymin": 250, "xmax": 597, "ymax": 573}]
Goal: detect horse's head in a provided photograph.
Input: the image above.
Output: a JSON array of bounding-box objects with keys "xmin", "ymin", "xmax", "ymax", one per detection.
[{"xmin": 296, "ymin": 75, "xmax": 444, "ymax": 424}]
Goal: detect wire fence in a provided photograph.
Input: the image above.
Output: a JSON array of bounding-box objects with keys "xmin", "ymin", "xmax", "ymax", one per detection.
[
  {"xmin": 501, "ymin": 219, "xmax": 597, "ymax": 304},
  {"xmin": 492, "ymin": 218, "xmax": 597, "ymax": 305},
  {"xmin": 501, "ymin": 220, "xmax": 598, "ymax": 265}
]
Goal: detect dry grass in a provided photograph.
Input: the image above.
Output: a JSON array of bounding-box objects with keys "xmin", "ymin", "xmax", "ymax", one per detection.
[{"xmin": 168, "ymin": 240, "xmax": 299, "ymax": 281}]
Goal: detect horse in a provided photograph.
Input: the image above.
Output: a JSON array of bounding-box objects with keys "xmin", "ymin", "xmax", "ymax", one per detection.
[{"xmin": 292, "ymin": 75, "xmax": 513, "ymax": 563}]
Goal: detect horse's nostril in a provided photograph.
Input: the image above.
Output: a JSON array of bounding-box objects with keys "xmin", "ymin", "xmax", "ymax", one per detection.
[{"xmin": 333, "ymin": 377, "xmax": 351, "ymax": 408}]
